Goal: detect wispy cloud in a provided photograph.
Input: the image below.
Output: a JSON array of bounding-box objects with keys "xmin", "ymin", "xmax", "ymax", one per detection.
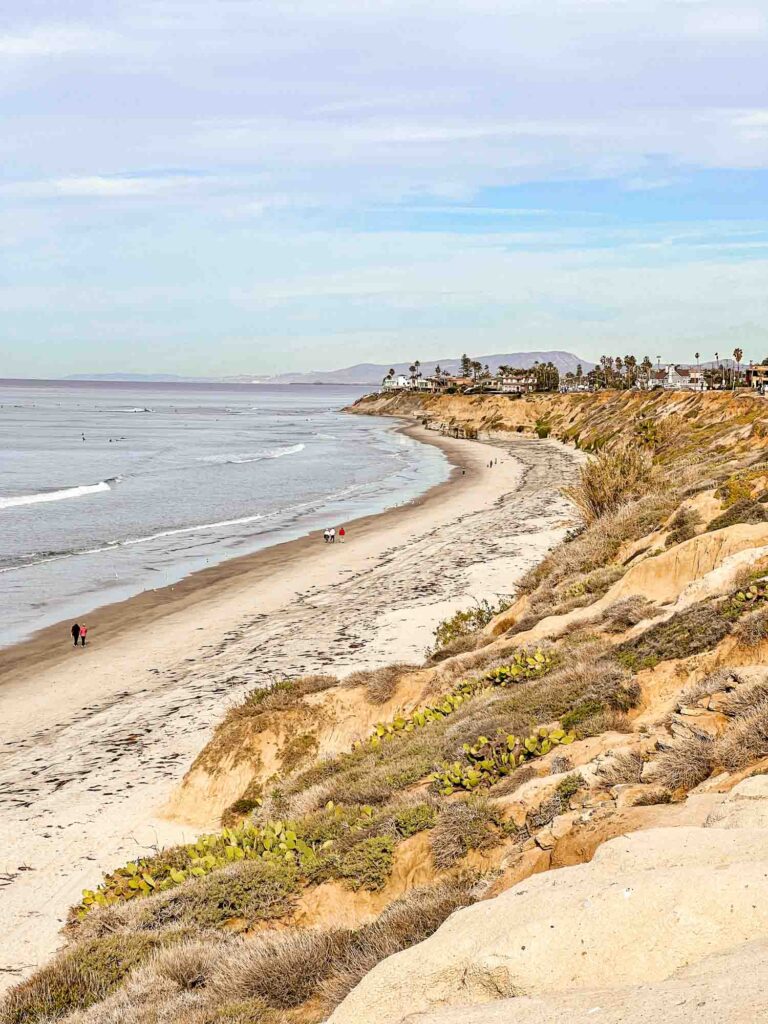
[{"xmin": 0, "ymin": 25, "xmax": 113, "ymax": 56}]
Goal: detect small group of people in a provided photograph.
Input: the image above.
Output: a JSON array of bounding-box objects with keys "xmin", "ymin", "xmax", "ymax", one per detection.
[
  {"xmin": 71, "ymin": 622, "xmax": 88, "ymax": 647},
  {"xmin": 323, "ymin": 526, "xmax": 345, "ymax": 544}
]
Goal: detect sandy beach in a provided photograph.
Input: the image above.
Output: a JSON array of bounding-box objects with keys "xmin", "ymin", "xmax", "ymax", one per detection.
[{"xmin": 0, "ymin": 425, "xmax": 580, "ymax": 988}]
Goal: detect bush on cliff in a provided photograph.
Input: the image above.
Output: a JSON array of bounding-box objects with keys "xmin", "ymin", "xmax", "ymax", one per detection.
[{"xmin": 562, "ymin": 441, "xmax": 653, "ymax": 524}]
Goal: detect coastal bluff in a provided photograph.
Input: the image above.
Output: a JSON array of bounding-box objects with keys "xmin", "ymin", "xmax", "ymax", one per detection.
[{"xmin": 7, "ymin": 388, "xmax": 768, "ymax": 1024}]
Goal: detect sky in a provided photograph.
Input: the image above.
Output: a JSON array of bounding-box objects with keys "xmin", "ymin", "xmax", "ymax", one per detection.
[{"xmin": 1, "ymin": 0, "xmax": 768, "ymax": 378}]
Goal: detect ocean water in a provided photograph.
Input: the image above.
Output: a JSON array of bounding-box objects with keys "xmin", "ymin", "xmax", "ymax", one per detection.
[{"xmin": 0, "ymin": 380, "xmax": 449, "ymax": 646}]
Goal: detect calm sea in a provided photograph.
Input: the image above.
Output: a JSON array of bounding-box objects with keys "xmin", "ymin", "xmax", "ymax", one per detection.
[{"xmin": 0, "ymin": 380, "xmax": 449, "ymax": 646}]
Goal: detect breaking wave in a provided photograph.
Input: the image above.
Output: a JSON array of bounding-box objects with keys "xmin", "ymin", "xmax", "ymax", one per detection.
[
  {"xmin": 0, "ymin": 480, "xmax": 114, "ymax": 511},
  {"xmin": 198, "ymin": 443, "xmax": 305, "ymax": 465}
]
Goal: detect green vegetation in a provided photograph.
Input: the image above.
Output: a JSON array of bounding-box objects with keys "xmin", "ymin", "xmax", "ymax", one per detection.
[
  {"xmin": 77, "ymin": 820, "xmax": 321, "ymax": 915},
  {"xmin": 356, "ymin": 648, "xmax": 554, "ymax": 750},
  {"xmin": 1, "ymin": 932, "xmax": 183, "ymax": 1024},
  {"xmin": 616, "ymin": 599, "xmax": 734, "ymax": 667},
  {"xmin": 707, "ymin": 498, "xmax": 767, "ymax": 532},
  {"xmin": 431, "ymin": 726, "xmax": 575, "ymax": 794},
  {"xmin": 428, "ymin": 597, "xmax": 511, "ymax": 660},
  {"xmin": 555, "ymin": 773, "xmax": 585, "ymax": 802},
  {"xmin": 665, "ymin": 506, "xmax": 701, "ymax": 547},
  {"xmin": 337, "ymin": 836, "xmax": 395, "ymax": 891}
]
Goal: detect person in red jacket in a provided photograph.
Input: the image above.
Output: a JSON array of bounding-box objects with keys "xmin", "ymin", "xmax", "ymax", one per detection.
[
  {"xmin": 80, "ymin": 624, "xmax": 88, "ymax": 646},
  {"xmin": 338, "ymin": 526, "xmax": 346, "ymax": 542}
]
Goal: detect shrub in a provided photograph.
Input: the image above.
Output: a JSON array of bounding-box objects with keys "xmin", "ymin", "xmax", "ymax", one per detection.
[
  {"xmin": 555, "ymin": 773, "xmax": 585, "ymax": 801},
  {"xmin": 597, "ymin": 751, "xmax": 644, "ymax": 786},
  {"xmin": 562, "ymin": 442, "xmax": 654, "ymax": 524},
  {"xmin": 0, "ymin": 933, "xmax": 179, "ymax": 1024},
  {"xmin": 337, "ymin": 836, "xmax": 395, "ymax": 891},
  {"xmin": 616, "ymin": 599, "xmax": 732, "ymax": 667},
  {"xmin": 393, "ymin": 802, "xmax": 437, "ymax": 837},
  {"xmin": 716, "ymin": 705, "xmax": 768, "ymax": 771},
  {"xmin": 654, "ymin": 736, "xmax": 715, "ymax": 791},
  {"xmin": 209, "ymin": 929, "xmax": 348, "ymax": 1009},
  {"xmin": 429, "ymin": 598, "xmax": 511, "ymax": 658},
  {"xmin": 707, "ymin": 498, "xmax": 767, "ymax": 532},
  {"xmin": 430, "ymin": 796, "xmax": 503, "ymax": 868},
  {"xmin": 631, "ymin": 788, "xmax": 672, "ymax": 806},
  {"xmin": 318, "ymin": 879, "xmax": 477, "ymax": 1012},
  {"xmin": 734, "ymin": 606, "xmax": 768, "ymax": 647},
  {"xmin": 136, "ymin": 859, "xmax": 299, "ymax": 930},
  {"xmin": 601, "ymin": 596, "xmax": 657, "ymax": 633},
  {"xmin": 344, "ymin": 663, "xmax": 419, "ymax": 704},
  {"xmin": 665, "ymin": 506, "xmax": 702, "ymax": 547}
]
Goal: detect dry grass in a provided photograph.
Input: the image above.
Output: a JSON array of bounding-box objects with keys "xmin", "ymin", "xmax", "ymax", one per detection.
[
  {"xmin": 562, "ymin": 441, "xmax": 654, "ymax": 525},
  {"xmin": 707, "ymin": 498, "xmax": 768, "ymax": 532},
  {"xmin": 224, "ymin": 674, "xmax": 338, "ymax": 725},
  {"xmin": 0, "ymin": 932, "xmax": 184, "ymax": 1024},
  {"xmin": 654, "ymin": 736, "xmax": 715, "ymax": 791},
  {"xmin": 734, "ymin": 607, "xmax": 768, "ymax": 648},
  {"xmin": 721, "ymin": 678, "xmax": 768, "ymax": 719},
  {"xmin": 678, "ymin": 667, "xmax": 745, "ymax": 709},
  {"xmin": 316, "ymin": 878, "xmax": 477, "ymax": 1012},
  {"xmin": 209, "ymin": 929, "xmax": 349, "ymax": 1009},
  {"xmin": 344, "ymin": 663, "xmax": 419, "ymax": 704},
  {"xmin": 716, "ymin": 703, "xmax": 768, "ymax": 771},
  {"xmin": 597, "ymin": 751, "xmax": 644, "ymax": 786},
  {"xmin": 430, "ymin": 796, "xmax": 503, "ymax": 869}
]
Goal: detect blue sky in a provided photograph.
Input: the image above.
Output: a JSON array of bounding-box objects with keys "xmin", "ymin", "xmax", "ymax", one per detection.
[{"xmin": 1, "ymin": 0, "xmax": 768, "ymax": 377}]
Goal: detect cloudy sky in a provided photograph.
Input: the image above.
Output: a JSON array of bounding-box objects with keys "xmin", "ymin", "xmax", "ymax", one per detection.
[{"xmin": 2, "ymin": 0, "xmax": 768, "ymax": 377}]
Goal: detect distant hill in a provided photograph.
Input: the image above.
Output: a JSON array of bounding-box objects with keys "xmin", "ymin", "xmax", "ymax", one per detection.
[
  {"xmin": 265, "ymin": 351, "xmax": 593, "ymax": 385},
  {"xmin": 64, "ymin": 373, "xmax": 191, "ymax": 382}
]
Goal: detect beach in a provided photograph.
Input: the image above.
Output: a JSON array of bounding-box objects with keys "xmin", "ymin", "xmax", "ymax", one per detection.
[{"xmin": 0, "ymin": 425, "xmax": 580, "ymax": 987}]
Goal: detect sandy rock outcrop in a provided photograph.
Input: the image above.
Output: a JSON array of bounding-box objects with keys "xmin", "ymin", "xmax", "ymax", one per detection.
[
  {"xmin": 400, "ymin": 941, "xmax": 768, "ymax": 1024},
  {"xmin": 511, "ymin": 523, "xmax": 768, "ymax": 646},
  {"xmin": 328, "ymin": 777, "xmax": 768, "ymax": 1024}
]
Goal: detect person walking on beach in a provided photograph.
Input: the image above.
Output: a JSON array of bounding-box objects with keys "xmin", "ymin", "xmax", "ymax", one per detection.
[
  {"xmin": 71, "ymin": 622, "xmax": 80, "ymax": 647},
  {"xmin": 323, "ymin": 528, "xmax": 330, "ymax": 543},
  {"xmin": 329, "ymin": 527, "xmax": 336, "ymax": 543},
  {"xmin": 80, "ymin": 624, "xmax": 88, "ymax": 646},
  {"xmin": 338, "ymin": 526, "xmax": 346, "ymax": 542}
]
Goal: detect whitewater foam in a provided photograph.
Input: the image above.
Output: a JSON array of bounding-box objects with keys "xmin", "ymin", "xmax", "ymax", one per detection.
[
  {"xmin": 0, "ymin": 481, "xmax": 112, "ymax": 511},
  {"xmin": 198, "ymin": 443, "xmax": 305, "ymax": 465}
]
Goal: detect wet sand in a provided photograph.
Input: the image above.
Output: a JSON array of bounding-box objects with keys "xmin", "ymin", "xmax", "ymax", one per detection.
[{"xmin": 0, "ymin": 425, "xmax": 581, "ymax": 988}]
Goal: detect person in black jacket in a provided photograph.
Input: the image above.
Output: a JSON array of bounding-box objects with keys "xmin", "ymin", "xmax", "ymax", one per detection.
[{"xmin": 71, "ymin": 623, "xmax": 81, "ymax": 647}]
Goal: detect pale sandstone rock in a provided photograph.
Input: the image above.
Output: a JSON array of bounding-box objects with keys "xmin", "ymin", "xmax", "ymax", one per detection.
[
  {"xmin": 328, "ymin": 779, "xmax": 768, "ymax": 1024},
  {"xmin": 705, "ymin": 774, "xmax": 768, "ymax": 829},
  {"xmin": 400, "ymin": 941, "xmax": 768, "ymax": 1024}
]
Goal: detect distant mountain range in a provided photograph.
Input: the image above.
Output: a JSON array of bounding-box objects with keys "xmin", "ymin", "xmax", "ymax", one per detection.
[
  {"xmin": 250, "ymin": 351, "xmax": 593, "ymax": 385},
  {"xmin": 63, "ymin": 351, "xmax": 593, "ymax": 386}
]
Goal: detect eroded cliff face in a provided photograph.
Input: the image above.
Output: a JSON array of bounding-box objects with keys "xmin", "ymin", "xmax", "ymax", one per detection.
[{"xmin": 351, "ymin": 387, "xmax": 768, "ymax": 454}]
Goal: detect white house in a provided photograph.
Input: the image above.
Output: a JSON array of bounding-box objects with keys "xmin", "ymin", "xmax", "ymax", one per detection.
[{"xmin": 381, "ymin": 374, "xmax": 410, "ymax": 391}]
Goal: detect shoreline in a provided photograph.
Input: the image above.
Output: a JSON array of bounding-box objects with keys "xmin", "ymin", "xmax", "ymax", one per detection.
[
  {"xmin": 0, "ymin": 423, "xmax": 581, "ymax": 988},
  {"xmin": 0, "ymin": 423, "xmax": 461, "ymax": 682}
]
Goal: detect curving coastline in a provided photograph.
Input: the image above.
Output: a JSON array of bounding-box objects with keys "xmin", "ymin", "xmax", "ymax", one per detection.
[{"xmin": 0, "ymin": 423, "xmax": 580, "ymax": 989}]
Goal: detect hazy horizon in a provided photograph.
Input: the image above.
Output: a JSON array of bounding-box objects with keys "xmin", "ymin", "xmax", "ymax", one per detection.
[{"xmin": 2, "ymin": 1, "xmax": 767, "ymax": 377}]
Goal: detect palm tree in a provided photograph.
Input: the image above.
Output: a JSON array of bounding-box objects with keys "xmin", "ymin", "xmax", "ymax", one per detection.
[
  {"xmin": 733, "ymin": 348, "xmax": 743, "ymax": 389},
  {"xmin": 624, "ymin": 354, "xmax": 637, "ymax": 387}
]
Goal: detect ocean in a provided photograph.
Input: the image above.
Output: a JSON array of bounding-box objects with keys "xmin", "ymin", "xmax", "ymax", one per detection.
[{"xmin": 0, "ymin": 380, "xmax": 449, "ymax": 646}]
